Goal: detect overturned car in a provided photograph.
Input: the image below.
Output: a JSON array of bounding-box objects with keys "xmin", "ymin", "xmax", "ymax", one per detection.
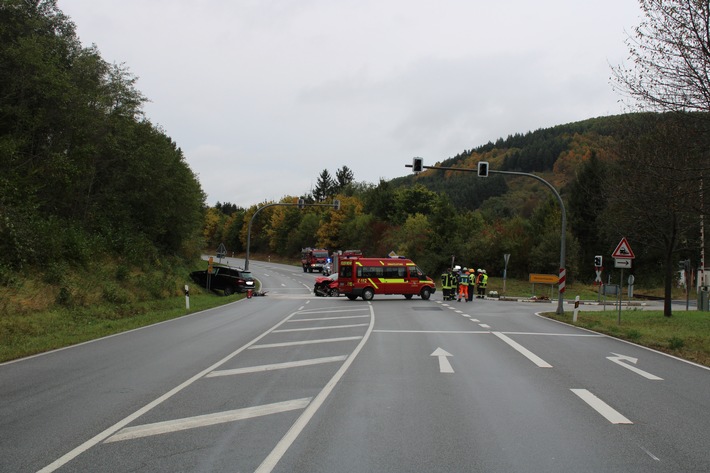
[{"xmin": 189, "ymin": 266, "xmax": 255, "ymax": 296}]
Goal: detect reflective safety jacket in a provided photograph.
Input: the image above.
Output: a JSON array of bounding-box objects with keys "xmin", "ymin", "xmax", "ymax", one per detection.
[
  {"xmin": 441, "ymin": 272, "xmax": 453, "ymax": 289},
  {"xmin": 480, "ymin": 273, "xmax": 488, "ymax": 287}
]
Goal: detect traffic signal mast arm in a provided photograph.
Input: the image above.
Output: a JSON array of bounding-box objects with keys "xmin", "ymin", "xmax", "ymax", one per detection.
[{"xmin": 406, "ymin": 160, "xmax": 567, "ymax": 315}]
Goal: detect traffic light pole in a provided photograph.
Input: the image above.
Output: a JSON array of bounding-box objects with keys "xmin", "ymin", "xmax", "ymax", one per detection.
[
  {"xmin": 244, "ymin": 199, "xmax": 340, "ymax": 271},
  {"xmin": 406, "ymin": 161, "xmax": 567, "ymax": 315}
]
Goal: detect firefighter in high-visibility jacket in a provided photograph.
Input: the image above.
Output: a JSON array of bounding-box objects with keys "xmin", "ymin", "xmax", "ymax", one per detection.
[
  {"xmin": 441, "ymin": 268, "xmax": 453, "ymax": 301},
  {"xmin": 467, "ymin": 269, "xmax": 476, "ymax": 302},
  {"xmin": 457, "ymin": 269, "xmax": 469, "ymax": 302},
  {"xmin": 477, "ymin": 269, "xmax": 488, "ymax": 298}
]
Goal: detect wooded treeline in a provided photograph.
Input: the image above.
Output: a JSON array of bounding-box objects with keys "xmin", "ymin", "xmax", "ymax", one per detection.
[
  {"xmin": 0, "ymin": 0, "xmax": 205, "ymax": 280},
  {"xmin": 3, "ymin": 0, "xmax": 709, "ymax": 301},
  {"xmin": 206, "ymin": 113, "xmax": 710, "ymax": 287}
]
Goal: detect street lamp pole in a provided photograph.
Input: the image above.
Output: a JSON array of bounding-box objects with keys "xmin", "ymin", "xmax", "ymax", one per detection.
[{"xmin": 244, "ymin": 199, "xmax": 341, "ymax": 271}]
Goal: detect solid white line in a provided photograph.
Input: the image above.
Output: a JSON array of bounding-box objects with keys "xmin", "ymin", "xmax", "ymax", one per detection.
[
  {"xmin": 571, "ymin": 389, "xmax": 633, "ymax": 424},
  {"xmin": 297, "ymin": 308, "xmax": 369, "ymax": 315},
  {"xmin": 249, "ymin": 336, "xmax": 363, "ymax": 349},
  {"xmin": 503, "ymin": 331, "xmax": 604, "ymax": 337},
  {"xmin": 37, "ymin": 308, "xmax": 302, "ymax": 473},
  {"xmin": 289, "ymin": 314, "xmax": 370, "ymax": 322},
  {"xmin": 273, "ymin": 323, "xmax": 369, "ymax": 333},
  {"xmin": 206, "ymin": 356, "xmax": 348, "ymax": 377},
  {"xmin": 255, "ymin": 304, "xmax": 376, "ymax": 473},
  {"xmin": 105, "ymin": 398, "xmax": 312, "ymax": 443},
  {"xmin": 640, "ymin": 445, "xmax": 661, "ymax": 461},
  {"xmin": 492, "ymin": 332, "xmax": 552, "ymax": 368},
  {"xmin": 373, "ymin": 329, "xmax": 490, "ymax": 334}
]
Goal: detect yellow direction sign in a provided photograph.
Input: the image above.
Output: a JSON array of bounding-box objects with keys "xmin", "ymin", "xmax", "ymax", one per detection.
[{"xmin": 529, "ymin": 273, "xmax": 559, "ymax": 284}]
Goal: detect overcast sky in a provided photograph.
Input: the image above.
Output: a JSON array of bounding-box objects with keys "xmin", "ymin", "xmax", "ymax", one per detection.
[{"xmin": 58, "ymin": 0, "xmax": 643, "ymax": 208}]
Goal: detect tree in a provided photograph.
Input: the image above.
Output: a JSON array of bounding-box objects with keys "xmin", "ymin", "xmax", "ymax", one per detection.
[
  {"xmin": 612, "ymin": 0, "xmax": 710, "ymax": 112},
  {"xmin": 567, "ymin": 152, "xmax": 610, "ymax": 279},
  {"xmin": 334, "ymin": 165, "xmax": 355, "ymax": 192},
  {"xmin": 602, "ymin": 114, "xmax": 709, "ymax": 316},
  {"xmin": 611, "ymin": 1, "xmax": 710, "ymax": 314},
  {"xmin": 312, "ymin": 169, "xmax": 335, "ymax": 202}
]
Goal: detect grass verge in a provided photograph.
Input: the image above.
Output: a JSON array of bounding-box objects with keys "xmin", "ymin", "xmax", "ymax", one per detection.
[
  {"xmin": 0, "ymin": 290, "xmax": 244, "ymax": 363},
  {"xmin": 543, "ymin": 309, "xmax": 710, "ymax": 368}
]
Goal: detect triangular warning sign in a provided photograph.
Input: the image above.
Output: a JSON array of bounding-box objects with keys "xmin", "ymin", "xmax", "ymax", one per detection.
[{"xmin": 612, "ymin": 237, "xmax": 635, "ymax": 259}]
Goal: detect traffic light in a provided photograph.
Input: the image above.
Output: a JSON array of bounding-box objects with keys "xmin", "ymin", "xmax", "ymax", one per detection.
[
  {"xmin": 297, "ymin": 198, "xmax": 305, "ymax": 209},
  {"xmin": 412, "ymin": 157, "xmax": 423, "ymax": 173},
  {"xmin": 333, "ymin": 199, "xmax": 341, "ymax": 211},
  {"xmin": 594, "ymin": 255, "xmax": 602, "ymax": 267},
  {"xmin": 477, "ymin": 161, "xmax": 489, "ymax": 177}
]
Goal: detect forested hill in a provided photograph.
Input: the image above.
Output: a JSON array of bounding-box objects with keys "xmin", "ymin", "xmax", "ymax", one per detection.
[
  {"xmin": 390, "ymin": 115, "xmax": 628, "ymax": 215},
  {"xmin": 0, "ymin": 1, "xmax": 206, "ymax": 276}
]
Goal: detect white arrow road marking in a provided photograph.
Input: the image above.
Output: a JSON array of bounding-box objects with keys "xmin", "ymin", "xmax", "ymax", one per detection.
[
  {"xmin": 571, "ymin": 389, "xmax": 633, "ymax": 424},
  {"xmin": 607, "ymin": 353, "xmax": 663, "ymax": 380},
  {"xmin": 105, "ymin": 398, "xmax": 312, "ymax": 443},
  {"xmin": 492, "ymin": 332, "xmax": 552, "ymax": 368},
  {"xmin": 431, "ymin": 347, "xmax": 454, "ymax": 373}
]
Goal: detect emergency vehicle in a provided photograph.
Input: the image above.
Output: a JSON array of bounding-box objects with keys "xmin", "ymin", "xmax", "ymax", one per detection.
[
  {"xmin": 301, "ymin": 247, "xmax": 329, "ymax": 273},
  {"xmin": 337, "ymin": 256, "xmax": 436, "ymax": 301}
]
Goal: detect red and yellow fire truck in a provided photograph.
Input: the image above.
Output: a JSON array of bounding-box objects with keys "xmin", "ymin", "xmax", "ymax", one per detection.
[
  {"xmin": 337, "ymin": 256, "xmax": 436, "ymax": 301},
  {"xmin": 301, "ymin": 247, "xmax": 329, "ymax": 273}
]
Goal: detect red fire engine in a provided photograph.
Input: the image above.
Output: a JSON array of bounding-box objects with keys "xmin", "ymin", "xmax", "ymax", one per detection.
[{"xmin": 301, "ymin": 247, "xmax": 329, "ymax": 273}]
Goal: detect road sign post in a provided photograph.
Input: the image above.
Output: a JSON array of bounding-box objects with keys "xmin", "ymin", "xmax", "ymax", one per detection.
[{"xmin": 611, "ymin": 237, "xmax": 635, "ymax": 325}]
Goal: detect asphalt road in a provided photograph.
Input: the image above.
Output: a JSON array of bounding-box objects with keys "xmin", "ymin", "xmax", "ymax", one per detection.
[{"xmin": 2, "ymin": 260, "xmax": 709, "ymax": 472}]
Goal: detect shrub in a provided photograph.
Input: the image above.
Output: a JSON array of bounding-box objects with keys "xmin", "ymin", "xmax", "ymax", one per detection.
[{"xmin": 668, "ymin": 336, "xmax": 685, "ymax": 350}]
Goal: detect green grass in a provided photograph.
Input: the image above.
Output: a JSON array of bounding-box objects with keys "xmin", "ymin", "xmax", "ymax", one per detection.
[
  {"xmin": 0, "ymin": 289, "xmax": 245, "ymax": 363},
  {"xmin": 543, "ymin": 309, "xmax": 710, "ymax": 367},
  {"xmin": 0, "ymin": 256, "xmax": 251, "ymax": 363}
]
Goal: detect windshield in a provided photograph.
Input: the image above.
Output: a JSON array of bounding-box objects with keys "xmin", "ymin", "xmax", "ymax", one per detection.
[{"xmin": 240, "ymin": 271, "xmax": 253, "ymax": 279}]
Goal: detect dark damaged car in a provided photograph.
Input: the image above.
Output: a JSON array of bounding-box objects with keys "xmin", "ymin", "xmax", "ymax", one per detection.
[{"xmin": 189, "ymin": 266, "xmax": 255, "ymax": 296}]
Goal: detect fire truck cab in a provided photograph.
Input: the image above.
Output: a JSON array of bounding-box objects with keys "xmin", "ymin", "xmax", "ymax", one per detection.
[
  {"xmin": 301, "ymin": 247, "xmax": 329, "ymax": 273},
  {"xmin": 337, "ymin": 256, "xmax": 436, "ymax": 301}
]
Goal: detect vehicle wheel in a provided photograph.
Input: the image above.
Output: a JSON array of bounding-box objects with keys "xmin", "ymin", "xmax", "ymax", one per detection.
[
  {"xmin": 420, "ymin": 287, "xmax": 431, "ymax": 300},
  {"xmin": 404, "ymin": 294, "xmax": 413, "ymax": 300},
  {"xmin": 329, "ymin": 288, "xmax": 339, "ymax": 297},
  {"xmin": 224, "ymin": 286, "xmax": 234, "ymax": 296},
  {"xmin": 346, "ymin": 295, "xmax": 358, "ymax": 301},
  {"xmin": 362, "ymin": 288, "xmax": 374, "ymax": 301}
]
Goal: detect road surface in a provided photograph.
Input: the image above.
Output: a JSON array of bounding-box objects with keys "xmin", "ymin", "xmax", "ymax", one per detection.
[{"xmin": 1, "ymin": 260, "xmax": 708, "ymax": 472}]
